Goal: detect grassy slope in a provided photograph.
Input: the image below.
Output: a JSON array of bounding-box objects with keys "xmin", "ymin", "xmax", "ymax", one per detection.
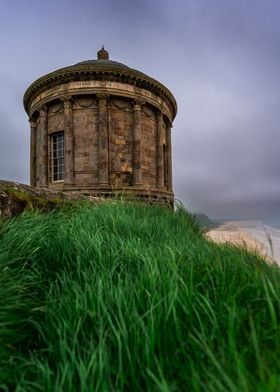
[{"xmin": 0, "ymin": 202, "xmax": 280, "ymax": 391}]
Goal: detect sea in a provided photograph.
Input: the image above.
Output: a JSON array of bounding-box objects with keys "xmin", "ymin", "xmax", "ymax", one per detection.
[
  {"xmin": 262, "ymin": 218, "xmax": 280, "ymax": 229},
  {"xmin": 224, "ymin": 218, "xmax": 280, "ymax": 265}
]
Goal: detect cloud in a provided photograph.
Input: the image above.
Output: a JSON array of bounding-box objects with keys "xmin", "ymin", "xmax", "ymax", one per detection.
[{"xmin": 0, "ymin": 0, "xmax": 279, "ymax": 218}]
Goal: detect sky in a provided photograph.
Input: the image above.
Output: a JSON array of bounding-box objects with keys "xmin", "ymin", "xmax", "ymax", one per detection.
[{"xmin": 0, "ymin": 0, "xmax": 279, "ymax": 219}]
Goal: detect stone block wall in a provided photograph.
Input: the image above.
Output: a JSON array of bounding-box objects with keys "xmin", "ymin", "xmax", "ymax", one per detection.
[
  {"xmin": 73, "ymin": 98, "xmax": 99, "ymax": 186},
  {"xmin": 109, "ymin": 99, "xmax": 133, "ymax": 187},
  {"xmin": 141, "ymin": 106, "xmax": 157, "ymax": 187},
  {"xmin": 27, "ymin": 81, "xmax": 174, "ymax": 204}
]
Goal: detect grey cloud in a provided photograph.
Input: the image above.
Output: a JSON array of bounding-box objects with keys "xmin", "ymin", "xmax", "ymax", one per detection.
[{"xmin": 0, "ymin": 0, "xmax": 279, "ymax": 218}]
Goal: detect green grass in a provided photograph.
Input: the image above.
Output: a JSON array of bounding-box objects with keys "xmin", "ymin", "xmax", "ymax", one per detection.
[{"xmin": 0, "ymin": 202, "xmax": 280, "ymax": 391}]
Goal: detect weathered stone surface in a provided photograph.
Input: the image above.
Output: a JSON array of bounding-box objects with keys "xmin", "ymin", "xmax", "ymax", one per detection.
[
  {"xmin": 24, "ymin": 49, "xmax": 176, "ymax": 205},
  {"xmin": 0, "ymin": 180, "xmax": 101, "ymax": 219}
]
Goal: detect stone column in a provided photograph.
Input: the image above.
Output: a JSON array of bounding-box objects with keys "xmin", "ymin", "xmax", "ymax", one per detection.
[
  {"xmin": 29, "ymin": 118, "xmax": 37, "ymax": 186},
  {"xmin": 166, "ymin": 122, "xmax": 173, "ymax": 191},
  {"xmin": 37, "ymin": 106, "xmax": 48, "ymax": 187},
  {"xmin": 63, "ymin": 97, "xmax": 74, "ymax": 185},
  {"xmin": 156, "ymin": 112, "xmax": 164, "ymax": 188},
  {"xmin": 132, "ymin": 101, "xmax": 143, "ymax": 185},
  {"xmin": 97, "ymin": 94, "xmax": 109, "ymax": 185}
]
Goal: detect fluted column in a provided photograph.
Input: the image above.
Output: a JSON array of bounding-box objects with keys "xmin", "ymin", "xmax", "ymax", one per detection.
[
  {"xmin": 63, "ymin": 97, "xmax": 74, "ymax": 185},
  {"xmin": 97, "ymin": 94, "xmax": 109, "ymax": 185},
  {"xmin": 132, "ymin": 101, "xmax": 143, "ymax": 185},
  {"xmin": 37, "ymin": 106, "xmax": 48, "ymax": 187},
  {"xmin": 156, "ymin": 112, "xmax": 164, "ymax": 188},
  {"xmin": 166, "ymin": 122, "xmax": 173, "ymax": 191},
  {"xmin": 29, "ymin": 118, "xmax": 37, "ymax": 186}
]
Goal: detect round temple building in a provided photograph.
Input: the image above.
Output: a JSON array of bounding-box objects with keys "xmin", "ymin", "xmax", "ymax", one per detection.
[{"xmin": 23, "ymin": 47, "xmax": 177, "ymax": 205}]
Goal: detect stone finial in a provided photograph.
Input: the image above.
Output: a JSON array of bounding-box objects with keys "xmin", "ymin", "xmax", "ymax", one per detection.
[{"xmin": 97, "ymin": 45, "xmax": 109, "ymax": 60}]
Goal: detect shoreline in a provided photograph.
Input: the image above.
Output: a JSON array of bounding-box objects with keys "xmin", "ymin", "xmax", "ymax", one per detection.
[{"xmin": 206, "ymin": 221, "xmax": 280, "ymax": 266}]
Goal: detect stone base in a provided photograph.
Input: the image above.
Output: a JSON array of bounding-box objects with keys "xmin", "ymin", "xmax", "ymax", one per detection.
[{"xmin": 62, "ymin": 184, "xmax": 174, "ymax": 207}]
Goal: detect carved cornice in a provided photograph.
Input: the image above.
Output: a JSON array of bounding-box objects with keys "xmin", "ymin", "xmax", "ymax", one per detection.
[{"xmin": 23, "ymin": 63, "xmax": 177, "ymax": 120}]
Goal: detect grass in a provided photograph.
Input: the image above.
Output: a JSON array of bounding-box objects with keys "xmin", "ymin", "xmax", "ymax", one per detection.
[{"xmin": 0, "ymin": 202, "xmax": 280, "ymax": 391}]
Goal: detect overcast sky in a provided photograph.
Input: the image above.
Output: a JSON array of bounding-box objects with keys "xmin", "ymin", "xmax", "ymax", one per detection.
[{"xmin": 0, "ymin": 0, "xmax": 279, "ymax": 219}]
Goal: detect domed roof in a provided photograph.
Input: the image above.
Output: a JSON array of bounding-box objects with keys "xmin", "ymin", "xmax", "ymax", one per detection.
[
  {"xmin": 75, "ymin": 59, "xmax": 128, "ymax": 68},
  {"xmin": 23, "ymin": 47, "xmax": 177, "ymax": 119},
  {"xmin": 76, "ymin": 46, "xmax": 128, "ymax": 68}
]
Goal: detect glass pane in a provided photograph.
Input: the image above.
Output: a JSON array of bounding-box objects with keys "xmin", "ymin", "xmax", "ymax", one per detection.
[{"xmin": 52, "ymin": 132, "xmax": 65, "ymax": 181}]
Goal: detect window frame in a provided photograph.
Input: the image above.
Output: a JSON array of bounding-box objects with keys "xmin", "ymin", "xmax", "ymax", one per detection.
[{"xmin": 51, "ymin": 131, "xmax": 65, "ymax": 182}]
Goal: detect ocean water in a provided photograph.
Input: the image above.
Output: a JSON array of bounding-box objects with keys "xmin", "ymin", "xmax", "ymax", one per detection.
[
  {"xmin": 262, "ymin": 218, "xmax": 280, "ymax": 229},
  {"xmin": 229, "ymin": 219, "xmax": 280, "ymax": 265}
]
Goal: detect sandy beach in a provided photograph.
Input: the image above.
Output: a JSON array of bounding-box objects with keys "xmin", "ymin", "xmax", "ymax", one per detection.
[{"xmin": 207, "ymin": 220, "xmax": 280, "ymax": 266}]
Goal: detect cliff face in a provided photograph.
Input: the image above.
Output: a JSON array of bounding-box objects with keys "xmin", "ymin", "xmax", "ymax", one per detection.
[{"xmin": 0, "ymin": 180, "xmax": 101, "ymax": 219}]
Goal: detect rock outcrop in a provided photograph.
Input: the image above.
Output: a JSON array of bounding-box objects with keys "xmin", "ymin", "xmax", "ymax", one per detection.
[{"xmin": 0, "ymin": 180, "xmax": 101, "ymax": 219}]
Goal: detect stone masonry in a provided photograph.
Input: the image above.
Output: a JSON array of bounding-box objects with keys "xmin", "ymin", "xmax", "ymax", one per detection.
[{"xmin": 24, "ymin": 47, "xmax": 177, "ymax": 205}]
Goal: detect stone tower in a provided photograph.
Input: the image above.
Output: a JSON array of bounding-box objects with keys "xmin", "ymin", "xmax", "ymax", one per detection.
[{"xmin": 23, "ymin": 48, "xmax": 177, "ymax": 205}]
